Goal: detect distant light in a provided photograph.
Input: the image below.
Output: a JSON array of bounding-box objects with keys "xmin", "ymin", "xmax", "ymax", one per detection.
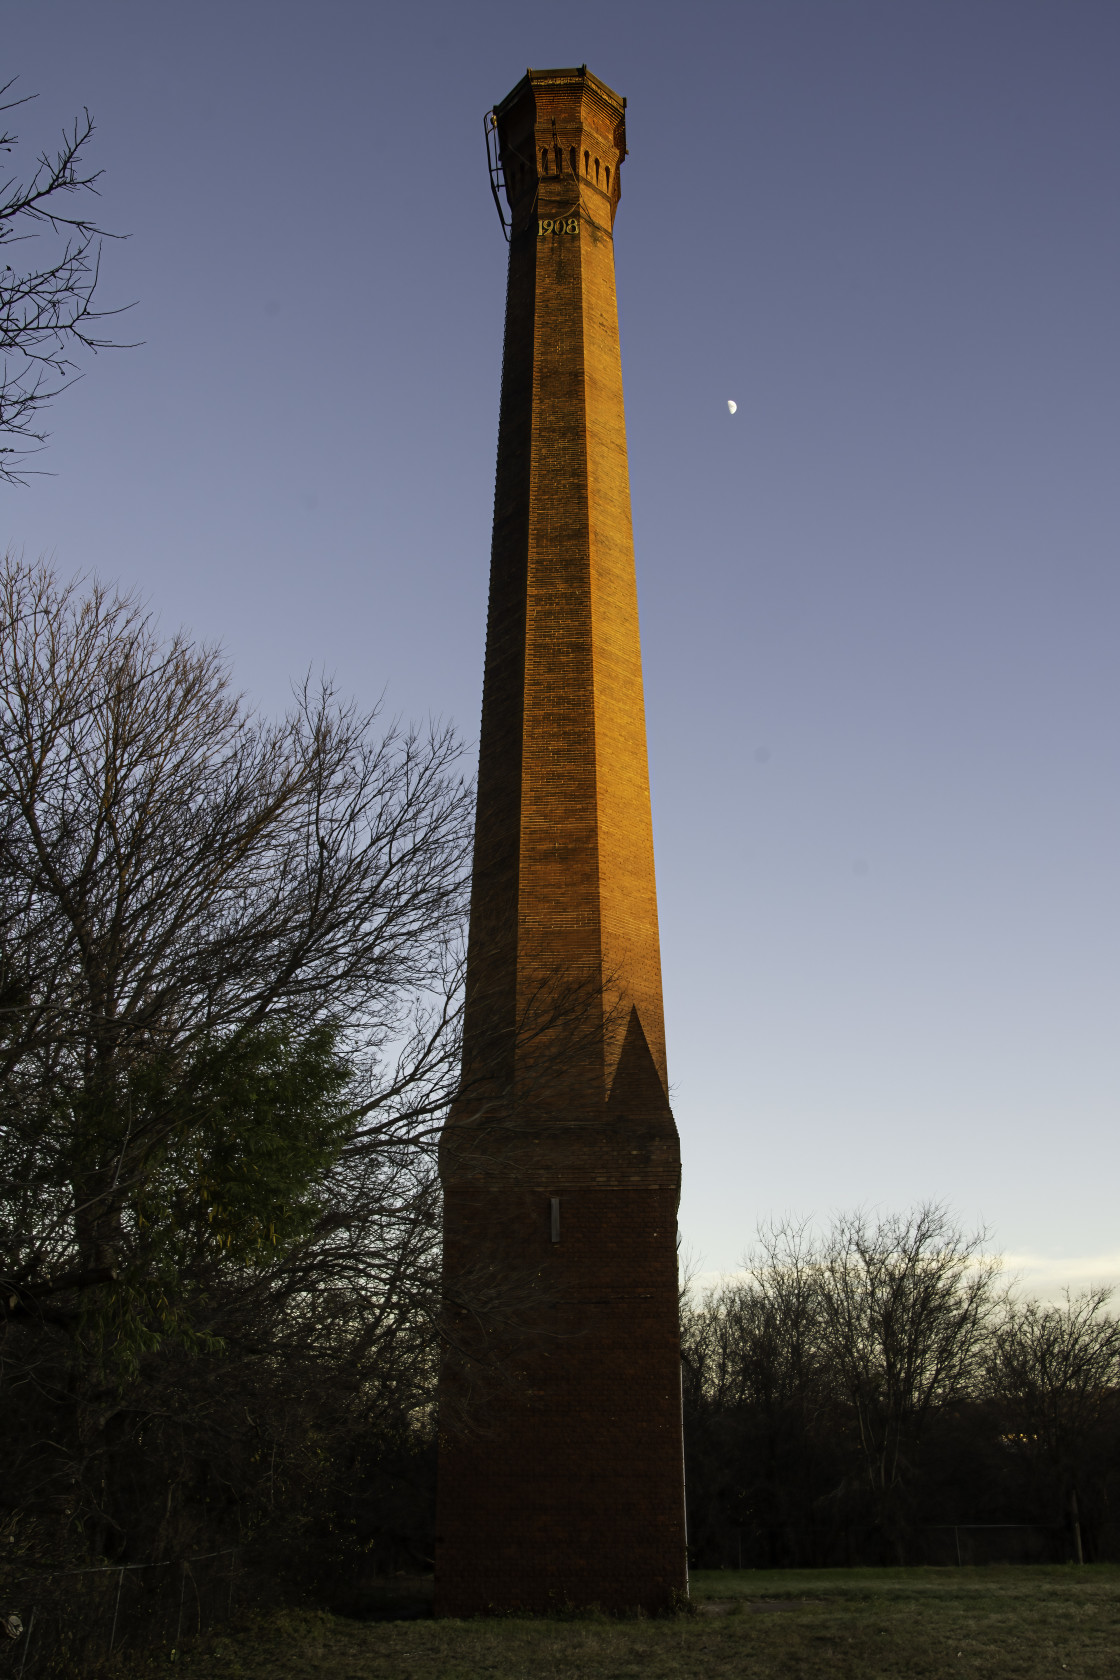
[{"xmin": 727, "ymin": 400, "xmax": 737, "ymax": 414}]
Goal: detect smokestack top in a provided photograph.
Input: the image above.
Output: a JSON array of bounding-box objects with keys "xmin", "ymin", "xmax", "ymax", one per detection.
[{"xmin": 495, "ymin": 65, "xmax": 626, "ymax": 118}]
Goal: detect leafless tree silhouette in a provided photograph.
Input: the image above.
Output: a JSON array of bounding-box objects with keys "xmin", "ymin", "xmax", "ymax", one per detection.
[{"xmin": 0, "ymin": 81, "xmax": 130, "ymax": 482}]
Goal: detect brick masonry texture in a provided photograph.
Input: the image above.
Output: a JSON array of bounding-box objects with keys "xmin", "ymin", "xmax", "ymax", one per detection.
[{"xmin": 435, "ymin": 67, "xmax": 687, "ymax": 1617}]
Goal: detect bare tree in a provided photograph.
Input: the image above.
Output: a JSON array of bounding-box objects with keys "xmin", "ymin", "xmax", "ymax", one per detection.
[
  {"xmin": 813, "ymin": 1205, "xmax": 999, "ymax": 1554},
  {"xmin": 987, "ymin": 1288, "xmax": 1120, "ymax": 1559},
  {"xmin": 0, "ymin": 555, "xmax": 471, "ymax": 1287},
  {"xmin": 0, "ymin": 81, "xmax": 128, "ymax": 482},
  {"xmin": 684, "ymin": 1224, "xmax": 823, "ymax": 1422},
  {"xmin": 685, "ymin": 1207, "xmax": 1000, "ymax": 1562},
  {"xmin": 0, "ymin": 555, "xmax": 476, "ymax": 1566},
  {"xmin": 681, "ymin": 1223, "xmax": 832, "ymax": 1566}
]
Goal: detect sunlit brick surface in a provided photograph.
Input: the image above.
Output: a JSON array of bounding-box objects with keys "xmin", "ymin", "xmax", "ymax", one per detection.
[{"xmin": 436, "ymin": 68, "xmax": 686, "ymax": 1617}]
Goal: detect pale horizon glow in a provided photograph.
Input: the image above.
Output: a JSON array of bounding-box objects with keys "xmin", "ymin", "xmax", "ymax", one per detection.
[{"xmin": 691, "ymin": 1253, "xmax": 1120, "ymax": 1310}]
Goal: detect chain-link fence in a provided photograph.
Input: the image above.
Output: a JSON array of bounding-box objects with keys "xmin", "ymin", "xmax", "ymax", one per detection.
[
  {"xmin": 0, "ymin": 1549, "xmax": 240, "ymax": 1678},
  {"xmin": 921, "ymin": 1522, "xmax": 1120, "ymax": 1567},
  {"xmin": 709, "ymin": 1521, "xmax": 1120, "ymax": 1571}
]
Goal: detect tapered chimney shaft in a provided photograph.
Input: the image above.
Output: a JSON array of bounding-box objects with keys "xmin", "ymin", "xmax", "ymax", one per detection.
[{"xmin": 435, "ymin": 67, "xmax": 686, "ymax": 1617}]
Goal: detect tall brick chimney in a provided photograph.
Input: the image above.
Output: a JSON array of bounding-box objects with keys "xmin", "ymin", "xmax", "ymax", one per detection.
[{"xmin": 435, "ymin": 66, "xmax": 687, "ymax": 1617}]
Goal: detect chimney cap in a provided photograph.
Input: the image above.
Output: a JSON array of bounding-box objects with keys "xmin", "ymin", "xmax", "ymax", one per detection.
[{"xmin": 494, "ymin": 65, "xmax": 626, "ymax": 121}]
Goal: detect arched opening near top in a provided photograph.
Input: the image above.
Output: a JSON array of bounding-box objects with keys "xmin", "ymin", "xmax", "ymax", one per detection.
[
  {"xmin": 594, "ymin": 157, "xmax": 600, "ymax": 183},
  {"xmin": 604, "ymin": 165, "xmax": 610, "ymax": 193},
  {"xmin": 584, "ymin": 149, "xmax": 590, "ymax": 175},
  {"xmin": 541, "ymin": 148, "xmax": 549, "ymax": 175}
]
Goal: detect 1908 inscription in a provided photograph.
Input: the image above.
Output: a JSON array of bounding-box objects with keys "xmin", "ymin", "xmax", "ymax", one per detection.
[{"xmin": 538, "ymin": 217, "xmax": 579, "ymax": 237}]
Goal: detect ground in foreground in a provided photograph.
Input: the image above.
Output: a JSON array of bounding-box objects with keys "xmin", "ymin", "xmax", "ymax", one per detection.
[{"xmin": 152, "ymin": 1565, "xmax": 1120, "ymax": 1679}]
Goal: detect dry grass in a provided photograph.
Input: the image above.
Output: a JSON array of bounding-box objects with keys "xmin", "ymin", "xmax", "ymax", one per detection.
[{"xmin": 145, "ymin": 1565, "xmax": 1120, "ymax": 1679}]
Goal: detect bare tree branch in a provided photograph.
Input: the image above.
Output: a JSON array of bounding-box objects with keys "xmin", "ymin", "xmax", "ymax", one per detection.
[{"xmin": 0, "ymin": 81, "xmax": 132, "ymax": 483}]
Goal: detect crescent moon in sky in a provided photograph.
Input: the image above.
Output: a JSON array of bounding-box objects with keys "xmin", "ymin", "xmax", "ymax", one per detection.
[{"xmin": 727, "ymin": 400, "xmax": 737, "ymax": 414}]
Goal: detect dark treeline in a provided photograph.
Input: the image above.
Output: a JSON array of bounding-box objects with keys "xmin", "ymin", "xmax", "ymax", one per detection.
[{"xmin": 681, "ymin": 1209, "xmax": 1120, "ymax": 1569}]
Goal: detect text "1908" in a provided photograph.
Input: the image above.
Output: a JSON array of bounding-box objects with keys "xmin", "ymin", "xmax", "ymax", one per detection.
[{"xmin": 539, "ymin": 217, "xmax": 579, "ymax": 237}]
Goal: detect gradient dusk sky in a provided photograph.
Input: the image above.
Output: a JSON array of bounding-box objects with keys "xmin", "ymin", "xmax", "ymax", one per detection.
[{"xmin": 5, "ymin": 1, "xmax": 1118, "ymax": 1296}]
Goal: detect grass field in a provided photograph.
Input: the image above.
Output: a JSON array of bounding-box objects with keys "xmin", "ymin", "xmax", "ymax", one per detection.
[{"xmin": 156, "ymin": 1565, "xmax": 1120, "ymax": 1679}]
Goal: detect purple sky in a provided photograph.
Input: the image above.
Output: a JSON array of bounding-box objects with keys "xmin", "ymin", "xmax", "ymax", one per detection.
[{"xmin": 6, "ymin": 0, "xmax": 1119, "ymax": 1295}]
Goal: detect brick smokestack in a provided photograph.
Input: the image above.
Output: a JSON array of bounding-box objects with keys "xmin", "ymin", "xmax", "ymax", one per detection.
[{"xmin": 435, "ymin": 66, "xmax": 687, "ymax": 1616}]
